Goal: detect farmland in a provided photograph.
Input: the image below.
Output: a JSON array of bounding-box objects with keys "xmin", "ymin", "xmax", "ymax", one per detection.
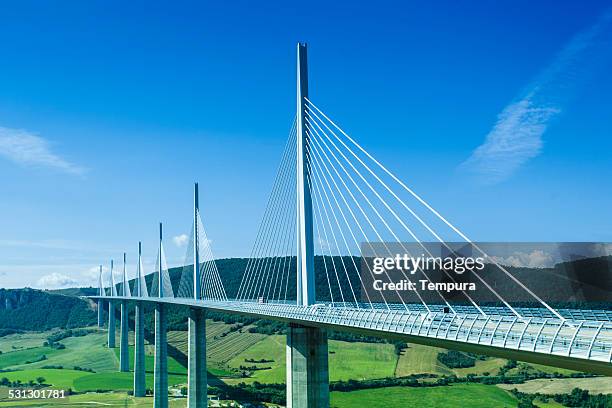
[
  {"xmin": 330, "ymin": 384, "xmax": 519, "ymax": 408},
  {"xmin": 0, "ymin": 322, "xmax": 610, "ymax": 407},
  {"xmin": 498, "ymin": 377, "xmax": 612, "ymax": 395},
  {"xmin": 224, "ymin": 335, "xmax": 398, "ymax": 385}
]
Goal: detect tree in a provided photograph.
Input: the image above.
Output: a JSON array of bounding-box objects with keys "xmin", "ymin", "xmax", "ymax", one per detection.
[
  {"xmin": 36, "ymin": 377, "xmax": 46, "ymax": 385},
  {"xmin": 517, "ymin": 398, "xmax": 536, "ymax": 408}
]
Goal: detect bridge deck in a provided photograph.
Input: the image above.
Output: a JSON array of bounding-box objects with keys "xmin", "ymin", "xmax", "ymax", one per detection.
[{"xmin": 93, "ymin": 295, "xmax": 612, "ymax": 375}]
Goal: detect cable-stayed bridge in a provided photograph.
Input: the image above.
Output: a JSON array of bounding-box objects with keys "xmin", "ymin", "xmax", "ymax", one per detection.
[{"xmin": 92, "ymin": 43, "xmax": 612, "ymax": 408}]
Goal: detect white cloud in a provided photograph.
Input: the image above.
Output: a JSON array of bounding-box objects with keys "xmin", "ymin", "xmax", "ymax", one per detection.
[
  {"xmin": 317, "ymin": 236, "xmax": 330, "ymax": 251},
  {"xmin": 492, "ymin": 250, "xmax": 555, "ymax": 268},
  {"xmin": 461, "ymin": 96, "xmax": 557, "ymax": 184},
  {"xmin": 173, "ymin": 234, "xmax": 189, "ymax": 247},
  {"xmin": 460, "ymin": 11, "xmax": 612, "ymax": 184},
  {"xmin": 84, "ymin": 265, "xmax": 105, "ymax": 283},
  {"xmin": 0, "ymin": 126, "xmax": 85, "ymax": 175},
  {"xmin": 36, "ymin": 272, "xmax": 78, "ymax": 289}
]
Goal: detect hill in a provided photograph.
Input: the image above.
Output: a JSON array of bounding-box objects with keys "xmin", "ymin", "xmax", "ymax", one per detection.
[{"xmin": 0, "ymin": 288, "xmax": 96, "ymax": 332}]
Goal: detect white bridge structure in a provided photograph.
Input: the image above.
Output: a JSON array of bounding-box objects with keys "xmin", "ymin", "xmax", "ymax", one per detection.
[{"xmin": 92, "ymin": 44, "xmax": 612, "ymax": 408}]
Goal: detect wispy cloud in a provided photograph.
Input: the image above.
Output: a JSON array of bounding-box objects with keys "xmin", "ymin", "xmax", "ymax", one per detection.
[
  {"xmin": 0, "ymin": 127, "xmax": 85, "ymax": 175},
  {"xmin": 460, "ymin": 11, "xmax": 612, "ymax": 184},
  {"xmin": 173, "ymin": 234, "xmax": 189, "ymax": 247}
]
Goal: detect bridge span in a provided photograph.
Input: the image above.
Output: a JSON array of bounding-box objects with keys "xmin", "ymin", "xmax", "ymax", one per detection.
[{"xmin": 94, "ymin": 295, "xmax": 612, "ymax": 377}]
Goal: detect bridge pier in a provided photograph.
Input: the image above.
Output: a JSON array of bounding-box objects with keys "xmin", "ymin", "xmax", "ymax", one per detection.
[
  {"xmin": 97, "ymin": 299, "xmax": 104, "ymax": 330},
  {"xmin": 188, "ymin": 308, "xmax": 207, "ymax": 408},
  {"xmin": 119, "ymin": 301, "xmax": 130, "ymax": 372},
  {"xmin": 108, "ymin": 301, "xmax": 116, "ymax": 348},
  {"xmin": 134, "ymin": 301, "xmax": 146, "ymax": 397},
  {"xmin": 286, "ymin": 324, "xmax": 329, "ymax": 408},
  {"xmin": 154, "ymin": 303, "xmax": 168, "ymax": 408}
]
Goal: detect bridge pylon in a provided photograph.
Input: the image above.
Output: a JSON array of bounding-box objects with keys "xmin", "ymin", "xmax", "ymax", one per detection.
[
  {"xmin": 188, "ymin": 182, "xmax": 207, "ymax": 408},
  {"xmin": 287, "ymin": 42, "xmax": 330, "ymax": 408},
  {"xmin": 154, "ymin": 223, "xmax": 169, "ymax": 408},
  {"xmin": 119, "ymin": 252, "xmax": 130, "ymax": 372},
  {"xmin": 134, "ymin": 242, "xmax": 147, "ymax": 397},
  {"xmin": 108, "ymin": 259, "xmax": 116, "ymax": 348},
  {"xmin": 97, "ymin": 265, "xmax": 103, "ymax": 330}
]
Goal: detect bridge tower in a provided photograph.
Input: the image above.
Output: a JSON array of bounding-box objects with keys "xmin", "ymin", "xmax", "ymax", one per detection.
[
  {"xmin": 188, "ymin": 182, "xmax": 207, "ymax": 408},
  {"xmin": 154, "ymin": 223, "xmax": 169, "ymax": 408},
  {"xmin": 97, "ymin": 265, "xmax": 104, "ymax": 330},
  {"xmin": 119, "ymin": 252, "xmax": 130, "ymax": 372},
  {"xmin": 287, "ymin": 42, "xmax": 330, "ymax": 408},
  {"xmin": 133, "ymin": 242, "xmax": 147, "ymax": 397},
  {"xmin": 108, "ymin": 259, "xmax": 116, "ymax": 348}
]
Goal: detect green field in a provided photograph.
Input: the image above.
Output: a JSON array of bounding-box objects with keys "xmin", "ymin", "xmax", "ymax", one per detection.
[
  {"xmin": 207, "ymin": 329, "xmax": 266, "ymax": 366},
  {"xmin": 394, "ymin": 343, "xmax": 451, "ymax": 376},
  {"xmin": 29, "ymin": 333, "xmax": 117, "ymax": 372},
  {"xmin": 394, "ymin": 343, "xmax": 507, "ymax": 377},
  {"xmin": 328, "ymin": 340, "xmax": 397, "ymax": 381},
  {"xmin": 330, "ymin": 384, "xmax": 519, "ymax": 408},
  {"xmin": 226, "ymin": 334, "xmax": 286, "ymax": 384},
  {"xmin": 508, "ymin": 362, "xmax": 579, "ymax": 377},
  {"xmin": 225, "ymin": 335, "xmax": 397, "ymax": 384},
  {"xmin": 0, "ymin": 330, "xmax": 117, "ymax": 373},
  {"xmin": 73, "ymin": 372, "xmax": 187, "ymax": 391},
  {"xmin": 0, "ymin": 369, "xmax": 91, "ymax": 389},
  {"xmin": 2, "ymin": 324, "xmax": 610, "ymax": 407},
  {"xmin": 0, "ymin": 332, "xmax": 51, "ymax": 354},
  {"xmin": 498, "ymin": 377, "xmax": 612, "ymax": 395},
  {"xmin": 167, "ymin": 322, "xmax": 266, "ymax": 377},
  {"xmin": 0, "ymin": 347, "xmax": 63, "ymax": 370},
  {"xmin": 113, "ymin": 346, "xmax": 186, "ymax": 375},
  {"xmin": 453, "ymin": 356, "xmax": 508, "ymax": 376}
]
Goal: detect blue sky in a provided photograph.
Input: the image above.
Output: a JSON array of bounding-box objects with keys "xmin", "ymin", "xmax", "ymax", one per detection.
[{"xmin": 1, "ymin": 0, "xmax": 611, "ymax": 288}]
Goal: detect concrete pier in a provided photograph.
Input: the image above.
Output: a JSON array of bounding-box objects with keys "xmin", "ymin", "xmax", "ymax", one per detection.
[
  {"xmin": 97, "ymin": 300, "xmax": 103, "ymax": 329},
  {"xmin": 134, "ymin": 301, "xmax": 146, "ymax": 397},
  {"xmin": 286, "ymin": 324, "xmax": 329, "ymax": 408},
  {"xmin": 188, "ymin": 308, "xmax": 207, "ymax": 407},
  {"xmin": 119, "ymin": 301, "xmax": 130, "ymax": 372},
  {"xmin": 154, "ymin": 303, "xmax": 168, "ymax": 408},
  {"xmin": 108, "ymin": 301, "xmax": 116, "ymax": 348}
]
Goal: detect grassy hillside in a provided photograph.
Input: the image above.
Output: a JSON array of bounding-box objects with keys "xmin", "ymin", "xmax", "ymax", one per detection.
[
  {"xmin": 498, "ymin": 377, "xmax": 612, "ymax": 395},
  {"xmin": 224, "ymin": 335, "xmax": 398, "ymax": 385},
  {"xmin": 0, "ymin": 331, "xmax": 54, "ymax": 353},
  {"xmin": 395, "ymin": 343, "xmax": 507, "ymax": 377},
  {"xmin": 0, "ymin": 330, "xmax": 116, "ymax": 373}
]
